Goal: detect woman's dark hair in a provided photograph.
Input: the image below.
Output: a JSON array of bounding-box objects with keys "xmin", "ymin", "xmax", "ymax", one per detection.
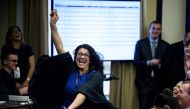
[
  {"xmin": 5, "ymin": 26, "xmax": 25, "ymax": 48},
  {"xmin": 73, "ymin": 44, "xmax": 104, "ymax": 73},
  {"xmin": 184, "ymin": 28, "xmax": 190, "ymax": 46},
  {"xmin": 185, "ymin": 28, "xmax": 190, "ymax": 37},
  {"xmin": 184, "ymin": 37, "xmax": 190, "ymax": 47},
  {"xmin": 153, "ymin": 88, "xmax": 180, "ymax": 109}
]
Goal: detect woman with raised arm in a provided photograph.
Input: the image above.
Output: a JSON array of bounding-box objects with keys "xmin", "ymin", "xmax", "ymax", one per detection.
[{"xmin": 50, "ymin": 10, "xmax": 116, "ymax": 109}]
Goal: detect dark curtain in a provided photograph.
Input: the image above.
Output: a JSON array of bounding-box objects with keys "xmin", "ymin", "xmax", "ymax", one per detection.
[
  {"xmin": 186, "ymin": 0, "xmax": 190, "ymax": 30},
  {"xmin": 24, "ymin": 0, "xmax": 49, "ymax": 60}
]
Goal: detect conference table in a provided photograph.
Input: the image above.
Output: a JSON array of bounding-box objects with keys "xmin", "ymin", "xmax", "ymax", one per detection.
[{"xmin": 0, "ymin": 101, "xmax": 33, "ymax": 109}]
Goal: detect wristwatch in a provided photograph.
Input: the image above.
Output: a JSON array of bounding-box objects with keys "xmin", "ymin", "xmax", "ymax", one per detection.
[{"xmin": 26, "ymin": 78, "xmax": 30, "ymax": 82}]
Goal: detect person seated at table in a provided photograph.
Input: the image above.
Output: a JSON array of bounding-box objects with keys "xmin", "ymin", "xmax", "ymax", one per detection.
[{"xmin": 0, "ymin": 47, "xmax": 28, "ymax": 98}]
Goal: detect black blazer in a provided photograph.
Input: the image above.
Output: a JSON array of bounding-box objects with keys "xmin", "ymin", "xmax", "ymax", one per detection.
[
  {"xmin": 0, "ymin": 69, "xmax": 19, "ymax": 97},
  {"xmin": 134, "ymin": 37, "xmax": 169, "ymax": 88},
  {"xmin": 165, "ymin": 41, "xmax": 184, "ymax": 62},
  {"xmin": 169, "ymin": 58, "xmax": 185, "ymax": 89},
  {"xmin": 164, "ymin": 40, "xmax": 184, "ymax": 88}
]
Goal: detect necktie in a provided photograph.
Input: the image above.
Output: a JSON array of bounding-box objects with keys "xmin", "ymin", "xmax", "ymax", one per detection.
[
  {"xmin": 151, "ymin": 41, "xmax": 156, "ymax": 77},
  {"xmin": 151, "ymin": 41, "xmax": 156, "ymax": 78},
  {"xmin": 151, "ymin": 41, "xmax": 156, "ymax": 58}
]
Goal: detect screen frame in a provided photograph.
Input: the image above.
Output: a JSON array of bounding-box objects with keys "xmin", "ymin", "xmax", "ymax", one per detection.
[{"xmin": 50, "ymin": 0, "xmax": 141, "ymax": 61}]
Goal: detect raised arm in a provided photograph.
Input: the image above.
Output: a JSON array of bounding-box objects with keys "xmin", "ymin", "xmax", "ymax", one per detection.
[{"xmin": 50, "ymin": 10, "xmax": 65, "ymax": 54}]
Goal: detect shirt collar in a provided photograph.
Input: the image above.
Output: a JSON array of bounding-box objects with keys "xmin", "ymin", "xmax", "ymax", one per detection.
[{"xmin": 149, "ymin": 36, "xmax": 159, "ymax": 43}]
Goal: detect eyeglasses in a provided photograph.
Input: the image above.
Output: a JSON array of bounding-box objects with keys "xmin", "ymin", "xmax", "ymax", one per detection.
[
  {"xmin": 11, "ymin": 29, "xmax": 20, "ymax": 33},
  {"xmin": 8, "ymin": 60, "xmax": 18, "ymax": 63},
  {"xmin": 77, "ymin": 53, "xmax": 90, "ymax": 58}
]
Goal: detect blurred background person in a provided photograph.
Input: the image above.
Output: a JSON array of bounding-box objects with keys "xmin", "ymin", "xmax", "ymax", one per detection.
[
  {"xmin": 0, "ymin": 47, "xmax": 28, "ymax": 97},
  {"xmin": 151, "ymin": 88, "xmax": 180, "ymax": 109},
  {"xmin": 176, "ymin": 81, "xmax": 190, "ymax": 109},
  {"xmin": 173, "ymin": 81, "xmax": 183, "ymax": 101},
  {"xmin": 134, "ymin": 21, "xmax": 169, "ymax": 109},
  {"xmin": 166, "ymin": 29, "xmax": 190, "ymax": 89},
  {"xmin": 2, "ymin": 26, "xmax": 35, "ymax": 90}
]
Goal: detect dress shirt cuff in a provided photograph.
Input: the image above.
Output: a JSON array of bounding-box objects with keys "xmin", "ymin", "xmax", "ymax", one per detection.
[
  {"xmin": 158, "ymin": 63, "xmax": 161, "ymax": 69},
  {"xmin": 147, "ymin": 60, "xmax": 150, "ymax": 66}
]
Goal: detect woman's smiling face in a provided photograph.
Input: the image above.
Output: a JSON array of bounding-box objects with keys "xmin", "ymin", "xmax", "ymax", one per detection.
[
  {"xmin": 11, "ymin": 27, "xmax": 22, "ymax": 41},
  {"xmin": 76, "ymin": 48, "xmax": 90, "ymax": 73}
]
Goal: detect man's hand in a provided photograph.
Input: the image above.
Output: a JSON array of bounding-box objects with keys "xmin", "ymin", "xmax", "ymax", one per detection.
[
  {"xmin": 19, "ymin": 87, "xmax": 28, "ymax": 95},
  {"xmin": 147, "ymin": 59, "xmax": 161, "ymax": 66}
]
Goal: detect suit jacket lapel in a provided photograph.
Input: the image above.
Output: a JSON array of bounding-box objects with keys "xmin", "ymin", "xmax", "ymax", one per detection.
[
  {"xmin": 145, "ymin": 38, "xmax": 153, "ymax": 59},
  {"xmin": 155, "ymin": 39, "xmax": 161, "ymax": 58}
]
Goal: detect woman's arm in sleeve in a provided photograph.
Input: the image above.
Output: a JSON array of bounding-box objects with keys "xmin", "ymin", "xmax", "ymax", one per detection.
[
  {"xmin": 67, "ymin": 93, "xmax": 86, "ymax": 109},
  {"xmin": 50, "ymin": 10, "xmax": 65, "ymax": 54}
]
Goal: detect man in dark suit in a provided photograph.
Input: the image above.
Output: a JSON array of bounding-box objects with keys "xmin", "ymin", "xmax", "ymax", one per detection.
[{"xmin": 134, "ymin": 21, "xmax": 169, "ymax": 109}]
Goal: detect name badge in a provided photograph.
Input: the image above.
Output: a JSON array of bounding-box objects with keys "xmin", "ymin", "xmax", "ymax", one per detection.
[
  {"xmin": 187, "ymin": 70, "xmax": 190, "ymax": 79},
  {"xmin": 14, "ymin": 67, "xmax": 20, "ymax": 79}
]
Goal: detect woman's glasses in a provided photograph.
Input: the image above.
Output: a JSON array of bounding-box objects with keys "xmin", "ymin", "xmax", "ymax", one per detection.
[{"xmin": 77, "ymin": 53, "xmax": 90, "ymax": 58}]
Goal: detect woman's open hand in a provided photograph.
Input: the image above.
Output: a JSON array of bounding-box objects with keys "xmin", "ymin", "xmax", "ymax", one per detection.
[{"xmin": 50, "ymin": 9, "xmax": 59, "ymax": 27}]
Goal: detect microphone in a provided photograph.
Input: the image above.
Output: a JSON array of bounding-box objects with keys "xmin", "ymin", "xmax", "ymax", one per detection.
[{"xmin": 104, "ymin": 75, "xmax": 119, "ymax": 81}]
